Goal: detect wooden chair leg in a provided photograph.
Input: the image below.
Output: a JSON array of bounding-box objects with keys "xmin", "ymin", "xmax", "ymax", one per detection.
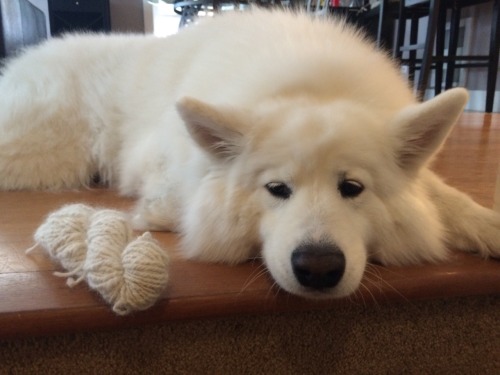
[
  {"xmin": 394, "ymin": 0, "xmax": 406, "ymax": 60},
  {"xmin": 445, "ymin": 4, "xmax": 461, "ymax": 90},
  {"xmin": 376, "ymin": 0, "xmax": 389, "ymax": 50},
  {"xmin": 417, "ymin": 0, "xmax": 441, "ymax": 99},
  {"xmin": 434, "ymin": 2, "xmax": 447, "ymax": 96},
  {"xmin": 408, "ymin": 14, "xmax": 419, "ymax": 84},
  {"xmin": 486, "ymin": 0, "xmax": 500, "ymax": 113}
]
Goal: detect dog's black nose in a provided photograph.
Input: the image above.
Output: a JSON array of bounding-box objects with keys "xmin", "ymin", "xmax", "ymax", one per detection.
[{"xmin": 291, "ymin": 243, "xmax": 345, "ymax": 290}]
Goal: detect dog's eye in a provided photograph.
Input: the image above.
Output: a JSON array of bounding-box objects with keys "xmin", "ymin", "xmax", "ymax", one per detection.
[
  {"xmin": 265, "ymin": 182, "xmax": 292, "ymax": 199},
  {"xmin": 338, "ymin": 179, "xmax": 364, "ymax": 198}
]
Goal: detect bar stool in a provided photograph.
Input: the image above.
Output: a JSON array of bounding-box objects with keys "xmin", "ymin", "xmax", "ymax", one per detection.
[
  {"xmin": 367, "ymin": 0, "xmax": 400, "ymax": 50},
  {"xmin": 394, "ymin": 0, "xmax": 499, "ymax": 112},
  {"xmin": 173, "ymin": 0, "xmax": 214, "ymax": 28}
]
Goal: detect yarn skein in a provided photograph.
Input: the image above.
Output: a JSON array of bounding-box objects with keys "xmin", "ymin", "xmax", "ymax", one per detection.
[
  {"xmin": 26, "ymin": 203, "xmax": 95, "ymax": 284},
  {"xmin": 27, "ymin": 204, "xmax": 170, "ymax": 315},
  {"xmin": 114, "ymin": 232, "xmax": 170, "ymax": 315},
  {"xmin": 84, "ymin": 209, "xmax": 134, "ymax": 302},
  {"xmin": 85, "ymin": 210, "xmax": 170, "ymax": 315}
]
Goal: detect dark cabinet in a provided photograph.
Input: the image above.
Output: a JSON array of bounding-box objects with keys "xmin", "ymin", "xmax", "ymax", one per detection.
[{"xmin": 48, "ymin": 0, "xmax": 110, "ymax": 36}]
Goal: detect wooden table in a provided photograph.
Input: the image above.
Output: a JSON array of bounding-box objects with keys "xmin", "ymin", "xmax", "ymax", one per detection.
[{"xmin": 1, "ymin": 112, "xmax": 499, "ymax": 339}]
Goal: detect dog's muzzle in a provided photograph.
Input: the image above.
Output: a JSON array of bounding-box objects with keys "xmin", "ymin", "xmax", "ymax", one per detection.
[{"xmin": 291, "ymin": 242, "xmax": 345, "ymax": 291}]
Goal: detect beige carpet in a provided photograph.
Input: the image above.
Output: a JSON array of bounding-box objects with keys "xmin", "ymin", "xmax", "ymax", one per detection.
[{"xmin": 1, "ymin": 295, "xmax": 499, "ymax": 374}]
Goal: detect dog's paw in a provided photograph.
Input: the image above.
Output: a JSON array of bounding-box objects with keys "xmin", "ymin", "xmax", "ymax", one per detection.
[
  {"xmin": 452, "ymin": 208, "xmax": 500, "ymax": 259},
  {"xmin": 476, "ymin": 211, "xmax": 500, "ymax": 258},
  {"xmin": 131, "ymin": 196, "xmax": 180, "ymax": 232},
  {"xmin": 431, "ymin": 175, "xmax": 500, "ymax": 260}
]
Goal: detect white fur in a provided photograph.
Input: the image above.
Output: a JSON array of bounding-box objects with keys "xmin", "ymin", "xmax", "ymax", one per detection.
[{"xmin": 1, "ymin": 10, "xmax": 499, "ymax": 298}]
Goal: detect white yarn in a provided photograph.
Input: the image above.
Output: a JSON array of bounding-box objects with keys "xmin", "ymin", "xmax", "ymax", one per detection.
[
  {"xmin": 27, "ymin": 204, "xmax": 170, "ymax": 315},
  {"xmin": 114, "ymin": 232, "xmax": 170, "ymax": 315},
  {"xmin": 27, "ymin": 204, "xmax": 95, "ymax": 281},
  {"xmin": 80, "ymin": 209, "xmax": 133, "ymax": 294}
]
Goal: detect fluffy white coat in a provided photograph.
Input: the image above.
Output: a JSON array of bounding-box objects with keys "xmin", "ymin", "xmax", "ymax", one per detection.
[{"xmin": 1, "ymin": 10, "xmax": 499, "ymax": 297}]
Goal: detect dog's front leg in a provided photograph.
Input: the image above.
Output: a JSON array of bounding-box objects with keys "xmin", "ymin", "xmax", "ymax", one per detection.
[
  {"xmin": 131, "ymin": 194, "xmax": 181, "ymax": 232},
  {"xmin": 424, "ymin": 170, "xmax": 500, "ymax": 258}
]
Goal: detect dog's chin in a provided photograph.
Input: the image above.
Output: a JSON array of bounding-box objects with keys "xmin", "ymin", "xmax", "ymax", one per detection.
[{"xmin": 278, "ymin": 281, "xmax": 357, "ymax": 300}]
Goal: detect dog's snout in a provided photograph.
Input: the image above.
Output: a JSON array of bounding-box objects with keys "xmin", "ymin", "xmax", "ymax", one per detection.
[{"xmin": 291, "ymin": 243, "xmax": 345, "ymax": 290}]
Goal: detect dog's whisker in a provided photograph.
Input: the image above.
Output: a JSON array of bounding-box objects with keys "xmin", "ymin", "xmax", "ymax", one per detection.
[
  {"xmin": 265, "ymin": 281, "xmax": 282, "ymax": 300},
  {"xmin": 270, "ymin": 282, "xmax": 280, "ymax": 298},
  {"xmin": 359, "ymin": 281, "xmax": 380, "ymax": 308},
  {"xmin": 348, "ymin": 288, "xmax": 361, "ymax": 307},
  {"xmin": 363, "ymin": 265, "xmax": 410, "ymax": 304},
  {"xmin": 352, "ymin": 284, "xmax": 369, "ymax": 308},
  {"xmin": 362, "ymin": 268, "xmax": 386, "ymax": 294},
  {"xmin": 239, "ymin": 264, "xmax": 269, "ymax": 294}
]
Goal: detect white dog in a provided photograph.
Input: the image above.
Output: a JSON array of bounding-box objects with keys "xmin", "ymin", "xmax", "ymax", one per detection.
[{"xmin": 0, "ymin": 10, "xmax": 498, "ymax": 298}]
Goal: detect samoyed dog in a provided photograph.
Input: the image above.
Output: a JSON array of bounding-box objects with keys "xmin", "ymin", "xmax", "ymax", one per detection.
[{"xmin": 0, "ymin": 10, "xmax": 499, "ymax": 298}]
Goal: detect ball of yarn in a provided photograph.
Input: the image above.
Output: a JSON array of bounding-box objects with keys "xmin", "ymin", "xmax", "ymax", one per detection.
[
  {"xmin": 113, "ymin": 232, "xmax": 170, "ymax": 315},
  {"xmin": 27, "ymin": 204, "xmax": 170, "ymax": 315},
  {"xmin": 28, "ymin": 203, "xmax": 95, "ymax": 279},
  {"xmin": 84, "ymin": 212, "xmax": 169, "ymax": 315},
  {"xmin": 84, "ymin": 209, "xmax": 133, "ymax": 300}
]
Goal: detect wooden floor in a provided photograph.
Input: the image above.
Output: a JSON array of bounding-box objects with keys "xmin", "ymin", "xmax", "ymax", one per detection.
[{"xmin": 1, "ymin": 112, "xmax": 500, "ymax": 338}]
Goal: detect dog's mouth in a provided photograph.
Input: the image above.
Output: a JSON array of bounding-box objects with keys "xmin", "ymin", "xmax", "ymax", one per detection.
[
  {"xmin": 277, "ymin": 280, "xmax": 353, "ymax": 300},
  {"xmin": 291, "ymin": 285, "xmax": 344, "ymax": 299}
]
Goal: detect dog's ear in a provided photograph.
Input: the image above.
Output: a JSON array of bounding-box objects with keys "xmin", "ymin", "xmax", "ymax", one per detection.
[
  {"xmin": 176, "ymin": 97, "xmax": 246, "ymax": 160},
  {"xmin": 391, "ymin": 88, "xmax": 468, "ymax": 170}
]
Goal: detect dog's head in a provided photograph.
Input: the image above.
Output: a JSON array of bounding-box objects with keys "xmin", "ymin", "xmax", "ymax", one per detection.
[{"xmin": 176, "ymin": 88, "xmax": 468, "ymax": 298}]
